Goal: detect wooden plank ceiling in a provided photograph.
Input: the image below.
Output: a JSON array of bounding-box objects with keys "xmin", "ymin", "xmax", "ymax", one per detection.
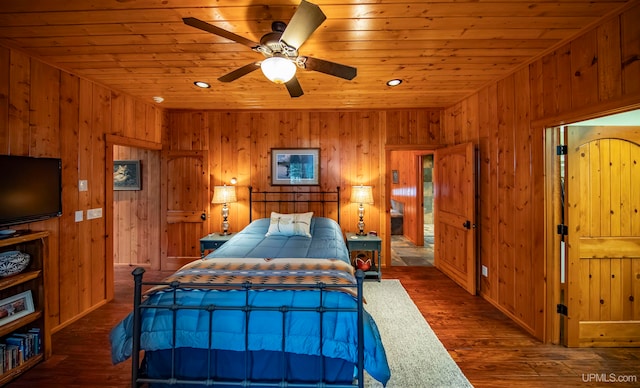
[{"xmin": 0, "ymin": 0, "xmax": 630, "ymax": 110}]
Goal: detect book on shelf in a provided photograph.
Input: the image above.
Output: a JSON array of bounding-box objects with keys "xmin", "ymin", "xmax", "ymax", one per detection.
[{"xmin": 0, "ymin": 327, "xmax": 42, "ymax": 375}]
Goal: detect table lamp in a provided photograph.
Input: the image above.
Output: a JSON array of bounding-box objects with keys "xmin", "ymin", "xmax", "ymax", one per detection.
[
  {"xmin": 211, "ymin": 184, "xmax": 237, "ymax": 235},
  {"xmin": 350, "ymin": 185, "xmax": 374, "ymax": 236}
]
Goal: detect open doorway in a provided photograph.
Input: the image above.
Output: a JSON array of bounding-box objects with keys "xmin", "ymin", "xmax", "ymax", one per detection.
[
  {"xmin": 546, "ymin": 108, "xmax": 640, "ymax": 346},
  {"xmin": 389, "ymin": 149, "xmax": 434, "ymax": 266},
  {"xmin": 422, "ymin": 154, "xmax": 435, "ymax": 260},
  {"xmin": 105, "ymin": 135, "xmax": 162, "ymax": 301}
]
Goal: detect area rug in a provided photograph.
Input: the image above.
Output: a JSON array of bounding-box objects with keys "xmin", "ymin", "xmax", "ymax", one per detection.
[{"xmin": 363, "ymin": 279, "xmax": 473, "ymax": 387}]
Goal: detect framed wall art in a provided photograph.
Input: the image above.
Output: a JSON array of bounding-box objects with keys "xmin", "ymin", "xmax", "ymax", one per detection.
[
  {"xmin": 113, "ymin": 160, "xmax": 141, "ymax": 191},
  {"xmin": 0, "ymin": 290, "xmax": 34, "ymax": 326},
  {"xmin": 392, "ymin": 170, "xmax": 399, "ymax": 184},
  {"xmin": 271, "ymin": 148, "xmax": 320, "ymax": 186}
]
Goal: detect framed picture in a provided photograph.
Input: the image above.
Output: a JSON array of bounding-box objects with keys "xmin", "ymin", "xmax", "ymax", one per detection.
[
  {"xmin": 113, "ymin": 160, "xmax": 141, "ymax": 191},
  {"xmin": 0, "ymin": 290, "xmax": 35, "ymax": 326},
  {"xmin": 271, "ymin": 148, "xmax": 320, "ymax": 186},
  {"xmin": 392, "ymin": 170, "xmax": 399, "ymax": 184}
]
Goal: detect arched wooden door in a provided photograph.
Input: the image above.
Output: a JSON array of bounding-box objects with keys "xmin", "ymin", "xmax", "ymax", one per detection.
[
  {"xmin": 566, "ymin": 126, "xmax": 640, "ymax": 347},
  {"xmin": 161, "ymin": 150, "xmax": 209, "ymax": 271}
]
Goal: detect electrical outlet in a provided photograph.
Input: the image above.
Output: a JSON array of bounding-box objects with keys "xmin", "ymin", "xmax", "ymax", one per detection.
[
  {"xmin": 86, "ymin": 208, "xmax": 102, "ymax": 219},
  {"xmin": 481, "ymin": 265, "xmax": 488, "ymax": 277},
  {"xmin": 75, "ymin": 210, "xmax": 83, "ymax": 222}
]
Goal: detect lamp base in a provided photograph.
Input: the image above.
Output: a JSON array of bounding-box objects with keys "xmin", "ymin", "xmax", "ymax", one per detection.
[{"xmin": 357, "ymin": 230, "xmax": 367, "ymax": 236}]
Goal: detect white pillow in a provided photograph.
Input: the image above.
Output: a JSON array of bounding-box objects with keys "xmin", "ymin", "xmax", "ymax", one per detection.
[{"xmin": 266, "ymin": 212, "xmax": 313, "ymax": 238}]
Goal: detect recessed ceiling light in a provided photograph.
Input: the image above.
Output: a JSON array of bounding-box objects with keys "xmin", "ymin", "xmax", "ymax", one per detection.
[
  {"xmin": 194, "ymin": 81, "xmax": 211, "ymax": 88},
  {"xmin": 152, "ymin": 96, "xmax": 164, "ymax": 103},
  {"xmin": 386, "ymin": 79, "xmax": 402, "ymax": 87}
]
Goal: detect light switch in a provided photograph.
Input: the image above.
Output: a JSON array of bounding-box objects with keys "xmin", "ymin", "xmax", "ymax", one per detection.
[
  {"xmin": 79, "ymin": 180, "xmax": 88, "ymax": 192},
  {"xmin": 87, "ymin": 208, "xmax": 102, "ymax": 219}
]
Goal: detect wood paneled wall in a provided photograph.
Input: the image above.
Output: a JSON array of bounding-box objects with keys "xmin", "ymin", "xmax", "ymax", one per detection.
[
  {"xmin": 0, "ymin": 47, "xmax": 164, "ymax": 330},
  {"xmin": 442, "ymin": 2, "xmax": 640, "ymax": 340},
  {"xmin": 164, "ymin": 110, "xmax": 443, "ymax": 254}
]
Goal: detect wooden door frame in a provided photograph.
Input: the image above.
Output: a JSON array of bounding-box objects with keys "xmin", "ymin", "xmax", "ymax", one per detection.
[
  {"xmin": 105, "ymin": 134, "xmax": 162, "ymax": 302},
  {"xmin": 537, "ymin": 95, "xmax": 640, "ymax": 344}
]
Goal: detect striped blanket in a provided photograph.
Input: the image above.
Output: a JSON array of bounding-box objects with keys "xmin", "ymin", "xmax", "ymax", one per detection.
[{"xmin": 146, "ymin": 257, "xmax": 358, "ymax": 297}]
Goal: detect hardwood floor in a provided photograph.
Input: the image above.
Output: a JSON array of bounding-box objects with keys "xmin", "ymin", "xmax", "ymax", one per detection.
[{"xmin": 7, "ymin": 266, "xmax": 640, "ymax": 387}]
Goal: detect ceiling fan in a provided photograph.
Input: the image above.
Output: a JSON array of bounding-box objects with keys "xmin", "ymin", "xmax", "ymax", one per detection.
[{"xmin": 183, "ymin": 0, "xmax": 357, "ymax": 98}]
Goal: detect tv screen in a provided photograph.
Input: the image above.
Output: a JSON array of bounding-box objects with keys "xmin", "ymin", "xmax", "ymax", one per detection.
[{"xmin": 0, "ymin": 155, "xmax": 62, "ymax": 228}]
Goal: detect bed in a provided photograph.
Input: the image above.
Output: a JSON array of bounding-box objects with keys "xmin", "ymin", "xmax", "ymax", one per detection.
[{"xmin": 110, "ymin": 187, "xmax": 391, "ymax": 387}]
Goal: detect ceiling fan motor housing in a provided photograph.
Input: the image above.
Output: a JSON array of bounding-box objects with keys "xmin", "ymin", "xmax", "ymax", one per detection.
[{"xmin": 259, "ymin": 23, "xmax": 298, "ymax": 59}]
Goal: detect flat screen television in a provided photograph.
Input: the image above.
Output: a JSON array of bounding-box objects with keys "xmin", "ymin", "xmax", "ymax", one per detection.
[{"xmin": 0, "ymin": 155, "xmax": 63, "ymax": 228}]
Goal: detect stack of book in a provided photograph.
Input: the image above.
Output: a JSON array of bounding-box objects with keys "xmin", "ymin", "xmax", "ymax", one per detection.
[{"xmin": 0, "ymin": 328, "xmax": 41, "ymax": 373}]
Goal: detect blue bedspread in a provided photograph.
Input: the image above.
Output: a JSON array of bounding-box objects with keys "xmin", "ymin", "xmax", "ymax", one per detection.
[
  {"xmin": 110, "ymin": 287, "xmax": 390, "ymax": 385},
  {"xmin": 205, "ymin": 216, "xmax": 351, "ymax": 263},
  {"xmin": 110, "ymin": 217, "xmax": 390, "ymax": 385}
]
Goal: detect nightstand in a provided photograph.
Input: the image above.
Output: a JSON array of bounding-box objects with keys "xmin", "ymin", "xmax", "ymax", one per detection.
[
  {"xmin": 199, "ymin": 233, "xmax": 233, "ymax": 258},
  {"xmin": 345, "ymin": 232, "xmax": 382, "ymax": 281}
]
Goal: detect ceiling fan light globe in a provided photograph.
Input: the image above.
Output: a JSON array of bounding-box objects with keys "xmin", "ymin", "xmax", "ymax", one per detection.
[{"xmin": 261, "ymin": 56, "xmax": 296, "ymax": 84}]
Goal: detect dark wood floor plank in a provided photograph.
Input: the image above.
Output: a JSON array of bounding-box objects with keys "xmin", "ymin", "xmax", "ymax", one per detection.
[{"xmin": 6, "ymin": 265, "xmax": 640, "ymax": 387}]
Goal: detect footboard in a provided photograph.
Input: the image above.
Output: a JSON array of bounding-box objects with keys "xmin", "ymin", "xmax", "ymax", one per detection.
[{"xmin": 130, "ymin": 267, "xmax": 366, "ymax": 388}]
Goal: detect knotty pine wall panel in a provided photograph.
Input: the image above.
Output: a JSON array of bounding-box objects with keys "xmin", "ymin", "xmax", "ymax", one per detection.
[
  {"xmin": 597, "ymin": 18, "xmax": 623, "ymax": 102},
  {"xmin": 476, "ymin": 84, "xmax": 499, "ymax": 301},
  {"xmin": 58, "ymin": 72, "xmax": 81, "ymax": 323},
  {"xmin": 166, "ymin": 110, "xmax": 436, "ymax": 248},
  {"xmin": 496, "ymin": 75, "xmax": 517, "ymax": 317},
  {"xmin": 621, "ymin": 4, "xmax": 640, "ymax": 95},
  {"xmin": 0, "ymin": 47, "xmax": 7, "ymax": 147},
  {"xmin": 442, "ymin": 3, "xmax": 640, "ymax": 340},
  {"xmin": 385, "ymin": 110, "xmax": 442, "ymax": 146},
  {"xmin": 0, "ymin": 46, "xmax": 164, "ymax": 330}
]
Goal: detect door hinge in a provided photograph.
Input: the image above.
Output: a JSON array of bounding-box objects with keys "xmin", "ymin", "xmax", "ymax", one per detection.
[
  {"xmin": 556, "ymin": 145, "xmax": 567, "ymax": 155},
  {"xmin": 557, "ymin": 224, "xmax": 568, "ymax": 236},
  {"xmin": 557, "ymin": 303, "xmax": 568, "ymax": 316}
]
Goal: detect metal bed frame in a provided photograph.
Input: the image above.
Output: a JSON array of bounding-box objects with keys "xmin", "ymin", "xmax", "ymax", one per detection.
[
  {"xmin": 129, "ymin": 186, "xmax": 370, "ymax": 387},
  {"xmin": 248, "ymin": 186, "xmax": 340, "ymax": 224},
  {"xmin": 130, "ymin": 269, "xmax": 366, "ymax": 387}
]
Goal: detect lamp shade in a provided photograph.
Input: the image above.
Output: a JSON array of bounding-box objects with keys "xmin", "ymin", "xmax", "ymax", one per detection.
[
  {"xmin": 212, "ymin": 185, "xmax": 237, "ymax": 204},
  {"xmin": 261, "ymin": 56, "xmax": 296, "ymax": 84},
  {"xmin": 350, "ymin": 186, "xmax": 374, "ymax": 204}
]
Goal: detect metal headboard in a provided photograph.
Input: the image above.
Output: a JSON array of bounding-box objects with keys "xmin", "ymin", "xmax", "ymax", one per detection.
[{"xmin": 249, "ymin": 186, "xmax": 341, "ymax": 224}]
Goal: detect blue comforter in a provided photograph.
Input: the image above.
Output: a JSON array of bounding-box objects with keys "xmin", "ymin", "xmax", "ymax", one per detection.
[
  {"xmin": 110, "ymin": 288, "xmax": 390, "ymax": 385},
  {"xmin": 205, "ymin": 216, "xmax": 351, "ymax": 263},
  {"xmin": 110, "ymin": 217, "xmax": 390, "ymax": 385}
]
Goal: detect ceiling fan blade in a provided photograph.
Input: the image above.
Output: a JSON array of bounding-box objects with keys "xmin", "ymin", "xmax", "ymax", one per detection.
[
  {"xmin": 218, "ymin": 62, "xmax": 261, "ymax": 83},
  {"xmin": 183, "ymin": 17, "xmax": 260, "ymax": 49},
  {"xmin": 285, "ymin": 77, "xmax": 304, "ymax": 98},
  {"xmin": 303, "ymin": 56, "xmax": 357, "ymax": 80},
  {"xmin": 280, "ymin": 0, "xmax": 326, "ymax": 50}
]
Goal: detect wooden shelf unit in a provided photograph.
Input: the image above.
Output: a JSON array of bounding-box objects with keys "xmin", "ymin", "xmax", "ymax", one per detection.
[{"xmin": 0, "ymin": 231, "xmax": 49, "ymax": 385}]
